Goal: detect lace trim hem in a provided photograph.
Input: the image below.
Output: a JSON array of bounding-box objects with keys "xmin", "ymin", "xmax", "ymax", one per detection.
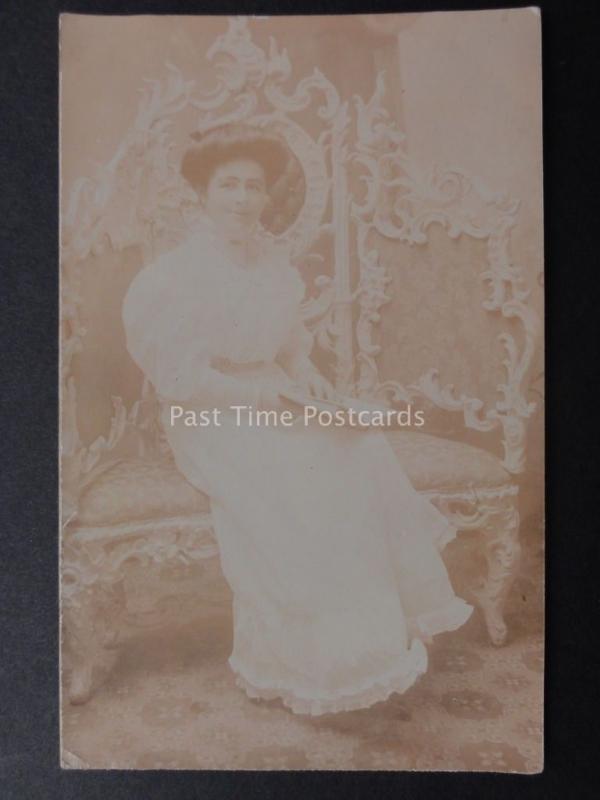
[{"xmin": 230, "ymin": 638, "xmax": 428, "ymax": 716}]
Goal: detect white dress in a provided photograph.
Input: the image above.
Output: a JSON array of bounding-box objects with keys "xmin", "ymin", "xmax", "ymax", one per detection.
[{"xmin": 122, "ymin": 222, "xmax": 472, "ymax": 715}]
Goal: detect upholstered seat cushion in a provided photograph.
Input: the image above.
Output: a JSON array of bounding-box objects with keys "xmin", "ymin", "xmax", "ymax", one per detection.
[
  {"xmin": 77, "ymin": 458, "xmax": 211, "ymax": 527},
  {"xmin": 76, "ymin": 434, "xmax": 509, "ymax": 528},
  {"xmin": 384, "ymin": 431, "xmax": 510, "ymax": 492}
]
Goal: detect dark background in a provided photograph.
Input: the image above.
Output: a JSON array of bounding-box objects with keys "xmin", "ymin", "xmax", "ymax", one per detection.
[{"xmin": 1, "ymin": 0, "xmax": 598, "ymax": 797}]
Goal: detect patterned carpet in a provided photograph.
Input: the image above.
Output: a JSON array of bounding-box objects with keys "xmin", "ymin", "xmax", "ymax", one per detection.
[{"xmin": 61, "ymin": 514, "xmax": 544, "ymax": 772}]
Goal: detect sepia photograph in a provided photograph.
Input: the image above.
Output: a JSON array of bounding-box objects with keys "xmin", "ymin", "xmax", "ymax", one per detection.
[{"xmin": 59, "ymin": 10, "xmax": 544, "ymax": 772}]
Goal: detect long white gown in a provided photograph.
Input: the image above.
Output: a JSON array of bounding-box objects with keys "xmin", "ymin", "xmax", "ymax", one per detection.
[{"xmin": 122, "ymin": 221, "xmax": 472, "ymax": 715}]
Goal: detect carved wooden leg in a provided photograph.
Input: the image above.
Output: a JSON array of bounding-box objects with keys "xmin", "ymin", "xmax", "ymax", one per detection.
[
  {"xmin": 61, "ymin": 518, "xmax": 218, "ymax": 704},
  {"xmin": 62, "ymin": 580, "xmax": 125, "ymax": 705},
  {"xmin": 473, "ymin": 495, "xmax": 521, "ymax": 646},
  {"xmin": 432, "ymin": 488, "xmax": 521, "ymax": 646}
]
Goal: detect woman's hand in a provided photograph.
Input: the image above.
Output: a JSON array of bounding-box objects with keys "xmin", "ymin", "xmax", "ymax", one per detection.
[
  {"xmin": 255, "ymin": 374, "xmax": 297, "ymax": 412},
  {"xmin": 294, "ymin": 367, "xmax": 336, "ymax": 402}
]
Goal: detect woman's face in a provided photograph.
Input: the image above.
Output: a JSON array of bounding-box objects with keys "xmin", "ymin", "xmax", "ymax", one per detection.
[{"xmin": 202, "ymin": 158, "xmax": 268, "ymax": 242}]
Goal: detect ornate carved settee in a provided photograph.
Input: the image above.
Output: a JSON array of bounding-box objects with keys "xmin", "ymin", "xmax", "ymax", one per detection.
[{"xmin": 60, "ymin": 18, "xmax": 539, "ymax": 704}]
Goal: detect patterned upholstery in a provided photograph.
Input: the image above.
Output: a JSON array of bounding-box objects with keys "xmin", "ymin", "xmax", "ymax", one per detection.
[
  {"xmin": 77, "ymin": 458, "xmax": 210, "ymax": 527},
  {"xmin": 385, "ymin": 431, "xmax": 509, "ymax": 492},
  {"xmin": 77, "ymin": 433, "xmax": 509, "ymax": 528}
]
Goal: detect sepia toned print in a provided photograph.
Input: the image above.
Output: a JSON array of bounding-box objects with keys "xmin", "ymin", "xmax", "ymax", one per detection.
[{"xmin": 60, "ymin": 11, "xmax": 544, "ymax": 771}]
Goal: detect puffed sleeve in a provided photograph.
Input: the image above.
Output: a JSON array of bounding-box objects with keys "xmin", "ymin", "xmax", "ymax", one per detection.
[{"xmin": 122, "ymin": 254, "xmax": 260, "ymax": 407}]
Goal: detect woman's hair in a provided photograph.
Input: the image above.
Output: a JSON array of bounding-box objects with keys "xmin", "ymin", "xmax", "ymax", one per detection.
[{"xmin": 180, "ymin": 123, "xmax": 292, "ymax": 192}]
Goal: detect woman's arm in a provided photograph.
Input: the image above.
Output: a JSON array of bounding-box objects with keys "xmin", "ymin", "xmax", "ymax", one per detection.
[
  {"xmin": 276, "ymin": 319, "xmax": 336, "ymax": 401},
  {"xmin": 184, "ymin": 361, "xmax": 263, "ymax": 409}
]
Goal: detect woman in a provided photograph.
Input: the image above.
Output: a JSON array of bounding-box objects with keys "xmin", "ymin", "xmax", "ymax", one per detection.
[{"xmin": 123, "ymin": 123, "xmax": 472, "ymax": 715}]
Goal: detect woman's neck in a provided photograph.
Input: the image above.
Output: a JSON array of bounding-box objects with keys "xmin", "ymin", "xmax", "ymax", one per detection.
[{"xmin": 196, "ymin": 213, "xmax": 264, "ymax": 268}]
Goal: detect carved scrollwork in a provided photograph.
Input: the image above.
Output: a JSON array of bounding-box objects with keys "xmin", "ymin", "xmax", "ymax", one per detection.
[
  {"xmin": 63, "ymin": 64, "xmax": 197, "ymax": 264},
  {"xmin": 62, "ymin": 515, "xmax": 217, "ymax": 600},
  {"xmin": 354, "ymin": 226, "xmax": 394, "ymax": 398},
  {"xmin": 265, "ymin": 68, "xmax": 340, "ymax": 121},
  {"xmin": 252, "ymin": 114, "xmax": 330, "ymax": 257},
  {"xmin": 348, "ymin": 71, "xmax": 539, "ymax": 473},
  {"xmin": 60, "ymin": 382, "xmax": 165, "ymax": 526}
]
